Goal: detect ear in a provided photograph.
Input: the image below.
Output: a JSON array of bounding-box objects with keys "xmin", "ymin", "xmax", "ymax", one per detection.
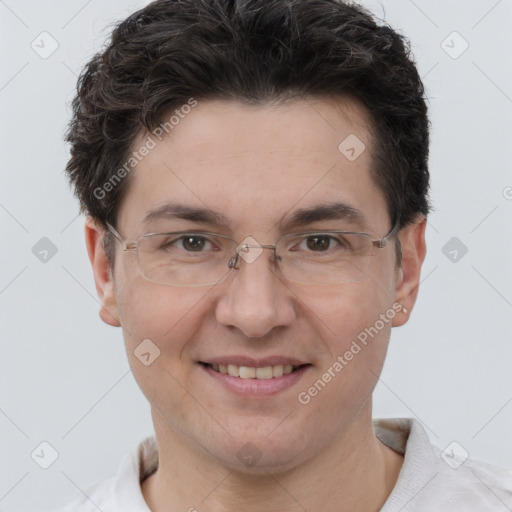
[
  {"xmin": 84, "ymin": 217, "xmax": 121, "ymax": 327},
  {"xmin": 392, "ymin": 216, "xmax": 427, "ymax": 327}
]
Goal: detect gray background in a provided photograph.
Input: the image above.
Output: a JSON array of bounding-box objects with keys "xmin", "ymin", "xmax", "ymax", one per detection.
[{"xmin": 0, "ymin": 0, "xmax": 511, "ymax": 510}]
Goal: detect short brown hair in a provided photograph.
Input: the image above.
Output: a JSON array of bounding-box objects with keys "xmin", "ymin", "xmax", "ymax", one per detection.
[{"xmin": 65, "ymin": 0, "xmax": 430, "ymax": 263}]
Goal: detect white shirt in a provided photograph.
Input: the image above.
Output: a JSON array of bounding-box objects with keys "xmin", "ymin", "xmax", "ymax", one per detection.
[{"xmin": 55, "ymin": 418, "xmax": 512, "ymax": 511}]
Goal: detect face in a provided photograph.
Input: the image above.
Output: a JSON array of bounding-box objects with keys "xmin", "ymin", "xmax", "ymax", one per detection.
[{"xmin": 87, "ymin": 97, "xmax": 425, "ymax": 473}]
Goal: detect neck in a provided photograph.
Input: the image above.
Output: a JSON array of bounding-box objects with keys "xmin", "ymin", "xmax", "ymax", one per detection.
[{"xmin": 142, "ymin": 406, "xmax": 403, "ymax": 512}]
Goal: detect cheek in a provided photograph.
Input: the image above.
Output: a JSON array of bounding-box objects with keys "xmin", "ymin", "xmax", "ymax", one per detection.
[
  {"xmin": 316, "ymin": 293, "xmax": 393, "ymax": 375},
  {"xmin": 115, "ymin": 273, "xmax": 213, "ymax": 363},
  {"xmin": 299, "ymin": 309, "xmax": 392, "ymax": 425},
  {"xmin": 294, "ymin": 268, "xmax": 395, "ymax": 344},
  {"xmin": 294, "ymin": 271, "xmax": 395, "ymax": 401},
  {"xmin": 116, "ymin": 281, "xmax": 212, "ymax": 414}
]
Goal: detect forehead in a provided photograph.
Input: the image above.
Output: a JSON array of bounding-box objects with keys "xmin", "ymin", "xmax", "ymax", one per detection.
[{"xmin": 117, "ymin": 98, "xmax": 388, "ymax": 235}]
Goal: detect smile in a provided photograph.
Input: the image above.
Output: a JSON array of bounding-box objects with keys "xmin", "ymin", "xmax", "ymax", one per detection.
[
  {"xmin": 200, "ymin": 360, "xmax": 312, "ymax": 397},
  {"xmin": 207, "ymin": 363, "xmax": 300, "ymax": 379}
]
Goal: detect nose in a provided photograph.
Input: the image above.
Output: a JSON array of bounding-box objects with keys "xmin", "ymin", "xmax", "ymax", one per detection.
[{"xmin": 214, "ymin": 246, "xmax": 297, "ymax": 338}]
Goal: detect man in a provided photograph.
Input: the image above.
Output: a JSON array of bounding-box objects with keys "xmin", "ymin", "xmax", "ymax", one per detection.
[{"xmin": 57, "ymin": 0, "xmax": 512, "ymax": 510}]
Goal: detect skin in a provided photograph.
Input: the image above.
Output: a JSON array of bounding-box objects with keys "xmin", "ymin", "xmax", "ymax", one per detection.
[{"xmin": 85, "ymin": 97, "xmax": 426, "ymax": 512}]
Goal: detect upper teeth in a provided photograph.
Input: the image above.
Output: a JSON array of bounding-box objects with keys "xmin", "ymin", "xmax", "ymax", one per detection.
[{"xmin": 211, "ymin": 363, "xmax": 295, "ymax": 379}]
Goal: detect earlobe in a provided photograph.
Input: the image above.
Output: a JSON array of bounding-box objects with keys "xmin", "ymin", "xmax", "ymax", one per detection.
[
  {"xmin": 84, "ymin": 217, "xmax": 121, "ymax": 327},
  {"xmin": 392, "ymin": 216, "xmax": 427, "ymax": 327}
]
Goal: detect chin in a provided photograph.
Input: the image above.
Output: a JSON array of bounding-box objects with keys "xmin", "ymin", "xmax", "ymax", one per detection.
[
  {"xmin": 223, "ymin": 448, "xmax": 306, "ymax": 476},
  {"xmin": 203, "ymin": 429, "xmax": 314, "ymax": 476}
]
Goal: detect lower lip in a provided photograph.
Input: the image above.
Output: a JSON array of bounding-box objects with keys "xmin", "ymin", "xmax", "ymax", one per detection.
[{"xmin": 201, "ymin": 364, "xmax": 311, "ymax": 397}]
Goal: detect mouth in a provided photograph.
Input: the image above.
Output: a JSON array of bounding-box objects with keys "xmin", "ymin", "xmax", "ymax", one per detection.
[
  {"xmin": 201, "ymin": 362, "xmax": 307, "ymax": 380},
  {"xmin": 199, "ymin": 359, "xmax": 312, "ymax": 397}
]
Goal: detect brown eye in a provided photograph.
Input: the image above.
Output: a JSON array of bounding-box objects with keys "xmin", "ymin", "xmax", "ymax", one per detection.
[
  {"xmin": 181, "ymin": 236, "xmax": 207, "ymax": 251},
  {"xmin": 156, "ymin": 234, "xmax": 213, "ymax": 252},
  {"xmin": 306, "ymin": 235, "xmax": 332, "ymax": 251}
]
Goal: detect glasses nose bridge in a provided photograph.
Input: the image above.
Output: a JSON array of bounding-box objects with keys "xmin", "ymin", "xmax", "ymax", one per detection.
[{"xmin": 228, "ymin": 242, "xmax": 278, "ymax": 270}]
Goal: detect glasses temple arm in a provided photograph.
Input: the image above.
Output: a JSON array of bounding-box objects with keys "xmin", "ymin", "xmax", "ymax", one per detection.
[
  {"xmin": 375, "ymin": 221, "xmax": 400, "ymax": 248},
  {"xmin": 106, "ymin": 222, "xmax": 129, "ymax": 251}
]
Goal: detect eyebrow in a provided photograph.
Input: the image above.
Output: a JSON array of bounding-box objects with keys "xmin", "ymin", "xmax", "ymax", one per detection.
[
  {"xmin": 142, "ymin": 203, "xmax": 229, "ymax": 227},
  {"xmin": 141, "ymin": 201, "xmax": 367, "ymax": 232},
  {"xmin": 278, "ymin": 202, "xmax": 367, "ymax": 231}
]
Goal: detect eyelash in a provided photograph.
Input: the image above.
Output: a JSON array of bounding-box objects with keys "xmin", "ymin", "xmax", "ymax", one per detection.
[{"xmin": 159, "ymin": 233, "xmax": 350, "ymax": 253}]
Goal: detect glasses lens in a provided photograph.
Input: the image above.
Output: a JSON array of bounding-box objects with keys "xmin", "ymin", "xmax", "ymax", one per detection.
[
  {"xmin": 137, "ymin": 233, "xmax": 236, "ymax": 286},
  {"xmin": 133, "ymin": 231, "xmax": 376, "ymax": 286},
  {"xmin": 275, "ymin": 232, "xmax": 373, "ymax": 285}
]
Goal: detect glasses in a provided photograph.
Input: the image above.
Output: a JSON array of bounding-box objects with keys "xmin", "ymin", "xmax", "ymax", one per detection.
[{"xmin": 106, "ymin": 222, "xmax": 399, "ymax": 287}]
